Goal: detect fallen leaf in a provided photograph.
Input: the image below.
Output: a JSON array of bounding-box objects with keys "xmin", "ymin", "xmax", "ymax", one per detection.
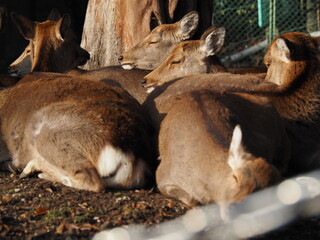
[
  {"xmin": 167, "ymin": 200, "xmax": 176, "ymax": 208},
  {"xmin": 80, "ymin": 223, "xmax": 99, "ymax": 231},
  {"xmin": 35, "ymin": 207, "xmax": 49, "ymax": 216},
  {"xmin": 2, "ymin": 196, "xmax": 12, "ymax": 203},
  {"xmin": 3, "ymin": 224, "xmax": 10, "ymax": 231},
  {"xmin": 65, "ymin": 223, "xmax": 79, "ymax": 230},
  {"xmin": 56, "ymin": 223, "xmax": 65, "ymax": 234},
  {"xmin": 45, "ymin": 188, "xmax": 53, "ymax": 193}
]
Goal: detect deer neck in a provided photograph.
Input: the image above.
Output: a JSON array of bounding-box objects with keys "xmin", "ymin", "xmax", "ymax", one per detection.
[
  {"xmin": 271, "ymin": 63, "xmax": 320, "ymax": 124},
  {"xmin": 207, "ymin": 56, "xmax": 227, "ymax": 74},
  {"xmin": 0, "ymin": 89, "xmax": 10, "ymax": 110}
]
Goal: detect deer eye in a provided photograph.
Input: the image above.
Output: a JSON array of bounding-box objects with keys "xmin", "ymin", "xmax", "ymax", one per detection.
[
  {"xmin": 148, "ymin": 41, "xmax": 159, "ymax": 45},
  {"xmin": 233, "ymin": 174, "xmax": 238, "ymax": 184},
  {"xmin": 170, "ymin": 60, "xmax": 181, "ymax": 65}
]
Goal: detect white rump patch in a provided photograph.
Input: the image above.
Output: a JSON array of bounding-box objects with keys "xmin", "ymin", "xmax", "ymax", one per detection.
[
  {"xmin": 228, "ymin": 125, "xmax": 244, "ymax": 170},
  {"xmin": 97, "ymin": 145, "xmax": 134, "ymax": 187},
  {"xmin": 146, "ymin": 87, "xmax": 155, "ymax": 93},
  {"xmin": 33, "ymin": 120, "xmax": 44, "ymax": 136},
  {"xmin": 121, "ymin": 64, "xmax": 134, "ymax": 70}
]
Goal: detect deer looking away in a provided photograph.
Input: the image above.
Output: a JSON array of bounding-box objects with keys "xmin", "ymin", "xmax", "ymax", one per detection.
[
  {"xmin": 9, "ymin": 10, "xmax": 90, "ymax": 74},
  {"xmin": 226, "ymin": 32, "xmax": 320, "ymax": 174},
  {"xmin": 156, "ymin": 88, "xmax": 288, "ymax": 214},
  {"xmin": 8, "ymin": 11, "xmax": 200, "ymax": 103}
]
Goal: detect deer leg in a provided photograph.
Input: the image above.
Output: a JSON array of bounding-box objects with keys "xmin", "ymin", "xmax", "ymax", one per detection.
[
  {"xmin": 20, "ymin": 159, "xmax": 38, "ymax": 178},
  {"xmin": 159, "ymin": 184, "xmax": 199, "ymax": 206},
  {"xmin": 37, "ymin": 159, "xmax": 104, "ymax": 192}
]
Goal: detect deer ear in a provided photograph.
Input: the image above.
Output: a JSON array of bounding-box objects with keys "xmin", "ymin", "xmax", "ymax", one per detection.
[
  {"xmin": 47, "ymin": 8, "xmax": 61, "ymax": 21},
  {"xmin": 275, "ymin": 38, "xmax": 291, "ymax": 63},
  {"xmin": 11, "ymin": 12, "xmax": 36, "ymax": 40},
  {"xmin": 228, "ymin": 125, "xmax": 245, "ymax": 171},
  {"xmin": 56, "ymin": 14, "xmax": 71, "ymax": 40},
  {"xmin": 200, "ymin": 26, "xmax": 225, "ymax": 56},
  {"xmin": 177, "ymin": 11, "xmax": 199, "ymax": 40}
]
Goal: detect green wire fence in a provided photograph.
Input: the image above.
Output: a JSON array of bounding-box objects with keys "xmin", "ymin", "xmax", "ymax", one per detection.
[{"xmin": 212, "ymin": 0, "xmax": 320, "ymax": 67}]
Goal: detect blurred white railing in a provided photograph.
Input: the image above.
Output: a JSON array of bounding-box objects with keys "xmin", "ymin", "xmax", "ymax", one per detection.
[{"xmin": 93, "ymin": 170, "xmax": 320, "ymax": 240}]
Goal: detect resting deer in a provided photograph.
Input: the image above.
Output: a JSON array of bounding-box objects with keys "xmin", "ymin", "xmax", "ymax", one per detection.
[
  {"xmin": 10, "ymin": 10, "xmax": 90, "ymax": 74},
  {"xmin": 142, "ymin": 26, "xmax": 266, "ymax": 91},
  {"xmin": 142, "ymin": 27, "xmax": 265, "ymax": 128},
  {"xmin": 0, "ymin": 68, "xmax": 155, "ymax": 191},
  {"xmin": 119, "ymin": 11, "xmax": 200, "ymax": 70},
  {"xmin": 146, "ymin": 31, "xmax": 320, "ymax": 175},
  {"xmin": 225, "ymin": 32, "xmax": 320, "ymax": 173},
  {"xmin": 156, "ymin": 88, "xmax": 288, "ymax": 213}
]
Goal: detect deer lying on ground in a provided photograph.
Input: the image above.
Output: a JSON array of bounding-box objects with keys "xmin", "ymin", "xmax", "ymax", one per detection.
[
  {"xmin": 156, "ymin": 85, "xmax": 289, "ymax": 213},
  {"xmin": 9, "ymin": 11, "xmax": 200, "ymax": 103},
  {"xmin": 145, "ymin": 31, "xmax": 320, "ymax": 174},
  {"xmin": 0, "ymin": 66, "xmax": 155, "ymax": 192}
]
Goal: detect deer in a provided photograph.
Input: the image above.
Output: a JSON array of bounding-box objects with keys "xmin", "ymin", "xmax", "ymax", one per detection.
[
  {"xmin": 10, "ymin": 10, "xmax": 90, "ymax": 74},
  {"xmin": 141, "ymin": 26, "xmax": 266, "ymax": 128},
  {"xmin": 226, "ymin": 32, "xmax": 320, "ymax": 174},
  {"xmin": 119, "ymin": 11, "xmax": 200, "ymax": 71},
  {"xmin": 156, "ymin": 88, "xmax": 289, "ymax": 216},
  {"xmin": 141, "ymin": 26, "xmax": 267, "ymax": 91},
  {"xmin": 0, "ymin": 71, "xmax": 155, "ymax": 191},
  {"xmin": 145, "ymin": 31, "xmax": 320, "ymax": 175}
]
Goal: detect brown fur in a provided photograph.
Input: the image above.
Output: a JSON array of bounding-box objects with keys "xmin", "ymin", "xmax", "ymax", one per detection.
[
  {"xmin": 231, "ymin": 32, "xmax": 320, "ymax": 173},
  {"xmin": 67, "ymin": 67, "xmax": 150, "ymax": 104},
  {"xmin": 149, "ymin": 32, "xmax": 320, "ymax": 174},
  {"xmin": 120, "ymin": 11, "xmax": 199, "ymax": 70},
  {"xmin": 143, "ymin": 26, "xmax": 265, "ymax": 88},
  {"xmin": 0, "ymin": 76, "xmax": 155, "ymax": 191},
  {"xmin": 11, "ymin": 12, "xmax": 90, "ymax": 73},
  {"xmin": 156, "ymin": 89, "xmax": 287, "ymax": 207}
]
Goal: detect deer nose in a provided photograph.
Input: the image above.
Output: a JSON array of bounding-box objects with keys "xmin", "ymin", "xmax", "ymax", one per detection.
[
  {"xmin": 141, "ymin": 78, "xmax": 146, "ymax": 87},
  {"xmin": 7, "ymin": 66, "xmax": 14, "ymax": 73},
  {"xmin": 118, "ymin": 55, "xmax": 123, "ymax": 62}
]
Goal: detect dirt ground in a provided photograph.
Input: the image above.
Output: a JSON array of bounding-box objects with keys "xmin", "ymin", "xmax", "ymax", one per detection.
[{"xmin": 0, "ymin": 171, "xmax": 319, "ymax": 240}]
